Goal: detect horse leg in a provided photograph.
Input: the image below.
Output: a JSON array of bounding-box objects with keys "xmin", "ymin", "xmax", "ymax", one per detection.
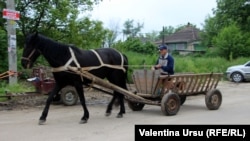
[
  {"xmin": 106, "ymin": 73, "xmax": 127, "ymax": 118},
  {"xmin": 74, "ymin": 83, "xmax": 89, "ymax": 124},
  {"xmin": 106, "ymin": 92, "xmax": 125, "ymax": 118},
  {"xmin": 105, "ymin": 93, "xmax": 118, "ymax": 116},
  {"xmin": 39, "ymin": 84, "xmax": 61, "ymax": 125},
  {"xmin": 116, "ymin": 75, "xmax": 127, "ymax": 118},
  {"xmin": 112, "ymin": 92, "xmax": 125, "ymax": 118}
]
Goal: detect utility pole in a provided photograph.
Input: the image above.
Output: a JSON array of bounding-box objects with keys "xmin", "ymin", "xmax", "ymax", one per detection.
[
  {"xmin": 161, "ymin": 26, "xmax": 165, "ymax": 45},
  {"xmin": 5, "ymin": 0, "xmax": 18, "ymax": 85}
]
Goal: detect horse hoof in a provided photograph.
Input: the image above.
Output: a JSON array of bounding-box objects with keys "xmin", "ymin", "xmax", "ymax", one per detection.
[
  {"xmin": 105, "ymin": 112, "xmax": 111, "ymax": 117},
  {"xmin": 116, "ymin": 114, "xmax": 123, "ymax": 118},
  {"xmin": 79, "ymin": 119, "xmax": 88, "ymax": 124},
  {"xmin": 38, "ymin": 120, "xmax": 46, "ymax": 125}
]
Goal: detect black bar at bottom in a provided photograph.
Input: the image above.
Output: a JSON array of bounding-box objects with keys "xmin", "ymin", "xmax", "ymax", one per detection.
[{"xmin": 135, "ymin": 124, "xmax": 250, "ymax": 140}]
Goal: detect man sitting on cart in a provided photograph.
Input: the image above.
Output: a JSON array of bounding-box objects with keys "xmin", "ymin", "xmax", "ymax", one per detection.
[
  {"xmin": 152, "ymin": 44, "xmax": 174, "ymax": 75},
  {"xmin": 152, "ymin": 44, "xmax": 175, "ymax": 91}
]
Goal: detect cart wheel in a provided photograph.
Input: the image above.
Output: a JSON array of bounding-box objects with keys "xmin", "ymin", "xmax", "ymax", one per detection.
[
  {"xmin": 60, "ymin": 86, "xmax": 79, "ymax": 106},
  {"xmin": 161, "ymin": 93, "xmax": 180, "ymax": 116},
  {"xmin": 127, "ymin": 101, "xmax": 145, "ymax": 111},
  {"xmin": 205, "ymin": 89, "xmax": 222, "ymax": 110},
  {"xmin": 179, "ymin": 95, "xmax": 186, "ymax": 105}
]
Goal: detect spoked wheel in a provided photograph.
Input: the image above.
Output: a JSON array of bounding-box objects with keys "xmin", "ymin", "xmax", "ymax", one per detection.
[
  {"xmin": 205, "ymin": 89, "xmax": 222, "ymax": 110},
  {"xmin": 127, "ymin": 101, "xmax": 145, "ymax": 111},
  {"xmin": 161, "ymin": 93, "xmax": 180, "ymax": 116},
  {"xmin": 60, "ymin": 86, "xmax": 79, "ymax": 106}
]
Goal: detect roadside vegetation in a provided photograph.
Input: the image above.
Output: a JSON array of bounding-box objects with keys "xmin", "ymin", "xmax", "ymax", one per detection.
[{"xmin": 0, "ymin": 0, "xmax": 249, "ymax": 101}]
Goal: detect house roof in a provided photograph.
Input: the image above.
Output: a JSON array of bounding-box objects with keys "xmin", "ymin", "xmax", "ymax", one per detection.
[{"xmin": 156, "ymin": 24, "xmax": 201, "ymax": 44}]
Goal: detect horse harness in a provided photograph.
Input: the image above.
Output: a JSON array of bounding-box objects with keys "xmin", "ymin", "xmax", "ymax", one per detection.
[
  {"xmin": 52, "ymin": 47, "xmax": 126, "ymax": 73},
  {"xmin": 21, "ymin": 48, "xmax": 41, "ymax": 67}
]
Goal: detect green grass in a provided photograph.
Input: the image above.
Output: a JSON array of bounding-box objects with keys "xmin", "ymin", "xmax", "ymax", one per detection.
[{"xmin": 0, "ymin": 81, "xmax": 35, "ymax": 102}]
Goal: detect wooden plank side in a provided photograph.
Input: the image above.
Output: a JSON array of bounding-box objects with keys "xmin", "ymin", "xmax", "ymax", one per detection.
[
  {"xmin": 134, "ymin": 71, "xmax": 142, "ymax": 93},
  {"xmin": 205, "ymin": 73, "xmax": 213, "ymax": 91},
  {"xmin": 151, "ymin": 70, "xmax": 161, "ymax": 95},
  {"xmin": 132, "ymin": 74, "xmax": 139, "ymax": 93},
  {"xmin": 144, "ymin": 69, "xmax": 148, "ymax": 94},
  {"xmin": 211, "ymin": 73, "xmax": 222, "ymax": 89},
  {"xmin": 132, "ymin": 69, "xmax": 161, "ymax": 95},
  {"xmin": 151, "ymin": 70, "xmax": 156, "ymax": 94},
  {"xmin": 132, "ymin": 71, "xmax": 223, "ymax": 97},
  {"xmin": 200, "ymin": 74, "xmax": 208, "ymax": 92}
]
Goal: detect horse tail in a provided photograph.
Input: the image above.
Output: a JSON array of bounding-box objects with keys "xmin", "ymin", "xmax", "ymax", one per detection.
[{"xmin": 122, "ymin": 53, "xmax": 129, "ymax": 87}]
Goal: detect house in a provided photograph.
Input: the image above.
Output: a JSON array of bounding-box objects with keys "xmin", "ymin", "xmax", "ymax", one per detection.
[{"xmin": 156, "ymin": 23, "xmax": 206, "ymax": 55}]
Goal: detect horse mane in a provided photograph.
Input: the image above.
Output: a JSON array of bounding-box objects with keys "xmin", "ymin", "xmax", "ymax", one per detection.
[{"xmin": 37, "ymin": 34, "xmax": 83, "ymax": 58}]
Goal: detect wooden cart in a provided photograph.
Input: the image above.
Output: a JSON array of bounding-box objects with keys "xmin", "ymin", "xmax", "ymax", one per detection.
[
  {"xmin": 129, "ymin": 69, "xmax": 223, "ymax": 115},
  {"xmin": 69, "ymin": 67, "xmax": 223, "ymax": 116}
]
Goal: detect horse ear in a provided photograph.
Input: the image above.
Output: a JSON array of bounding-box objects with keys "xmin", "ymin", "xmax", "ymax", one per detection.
[{"xmin": 34, "ymin": 30, "xmax": 39, "ymax": 37}]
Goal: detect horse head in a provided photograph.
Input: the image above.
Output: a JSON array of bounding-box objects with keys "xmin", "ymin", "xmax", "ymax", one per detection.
[{"xmin": 21, "ymin": 32, "xmax": 42, "ymax": 69}]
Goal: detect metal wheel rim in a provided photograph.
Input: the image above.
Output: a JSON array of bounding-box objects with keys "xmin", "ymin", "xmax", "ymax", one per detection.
[
  {"xmin": 232, "ymin": 73, "xmax": 242, "ymax": 82},
  {"xmin": 210, "ymin": 94, "xmax": 219, "ymax": 106},
  {"xmin": 166, "ymin": 99, "xmax": 177, "ymax": 111},
  {"xmin": 65, "ymin": 92, "xmax": 75, "ymax": 102}
]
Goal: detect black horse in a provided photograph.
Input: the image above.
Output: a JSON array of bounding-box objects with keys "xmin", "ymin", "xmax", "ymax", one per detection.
[{"xmin": 21, "ymin": 32, "xmax": 128, "ymax": 124}]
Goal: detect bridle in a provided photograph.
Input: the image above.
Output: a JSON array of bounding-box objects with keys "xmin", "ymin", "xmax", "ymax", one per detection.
[{"xmin": 21, "ymin": 48, "xmax": 41, "ymax": 68}]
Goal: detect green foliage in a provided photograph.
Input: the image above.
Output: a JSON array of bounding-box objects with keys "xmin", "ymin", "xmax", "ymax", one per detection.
[
  {"xmin": 200, "ymin": 16, "xmax": 219, "ymax": 47},
  {"xmin": 174, "ymin": 56, "xmax": 227, "ymax": 73},
  {"xmin": 62, "ymin": 17, "xmax": 108, "ymax": 49},
  {"xmin": 122, "ymin": 19, "xmax": 144, "ymax": 38},
  {"xmin": 0, "ymin": 29, "xmax": 8, "ymax": 73},
  {"xmin": 0, "ymin": 81, "xmax": 34, "ymax": 94},
  {"xmin": 215, "ymin": 0, "xmax": 250, "ymax": 31},
  {"xmin": 201, "ymin": 0, "xmax": 250, "ymax": 60},
  {"xmin": 158, "ymin": 26, "xmax": 175, "ymax": 40},
  {"xmin": 113, "ymin": 38, "xmax": 157, "ymax": 54},
  {"xmin": 124, "ymin": 51, "xmax": 249, "ymax": 81},
  {"xmin": 213, "ymin": 23, "xmax": 247, "ymax": 60},
  {"xmin": 16, "ymin": 0, "xmax": 105, "ymax": 50}
]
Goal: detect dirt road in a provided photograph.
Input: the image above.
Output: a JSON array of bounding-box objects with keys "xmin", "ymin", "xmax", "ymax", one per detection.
[{"xmin": 0, "ymin": 81, "xmax": 250, "ymax": 141}]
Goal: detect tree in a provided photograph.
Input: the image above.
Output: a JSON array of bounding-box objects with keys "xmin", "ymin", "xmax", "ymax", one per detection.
[
  {"xmin": 0, "ymin": 29, "xmax": 8, "ymax": 73},
  {"xmin": 122, "ymin": 19, "xmax": 144, "ymax": 39},
  {"xmin": 214, "ymin": 0, "xmax": 250, "ymax": 31},
  {"xmin": 200, "ymin": 16, "xmax": 219, "ymax": 47},
  {"xmin": 0, "ymin": 0, "xmax": 109, "ymax": 72},
  {"xmin": 158, "ymin": 26, "xmax": 175, "ymax": 42},
  {"xmin": 104, "ymin": 19, "xmax": 120, "ymax": 48},
  {"xmin": 0, "ymin": 2, "xmax": 8, "ymax": 72},
  {"xmin": 16, "ymin": 0, "xmax": 105, "ymax": 49},
  {"xmin": 201, "ymin": 0, "xmax": 250, "ymax": 59},
  {"xmin": 143, "ymin": 30, "xmax": 159, "ymax": 42},
  {"xmin": 213, "ymin": 23, "xmax": 245, "ymax": 60}
]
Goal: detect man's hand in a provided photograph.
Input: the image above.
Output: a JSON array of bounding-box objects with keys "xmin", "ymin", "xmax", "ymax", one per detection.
[
  {"xmin": 151, "ymin": 66, "xmax": 155, "ymax": 70},
  {"xmin": 154, "ymin": 64, "xmax": 162, "ymax": 69}
]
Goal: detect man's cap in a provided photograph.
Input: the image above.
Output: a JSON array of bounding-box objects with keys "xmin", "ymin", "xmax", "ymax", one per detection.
[{"xmin": 159, "ymin": 45, "xmax": 168, "ymax": 50}]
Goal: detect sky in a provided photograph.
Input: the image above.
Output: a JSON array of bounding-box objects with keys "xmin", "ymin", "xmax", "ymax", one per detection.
[{"xmin": 88, "ymin": 0, "xmax": 217, "ymax": 33}]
